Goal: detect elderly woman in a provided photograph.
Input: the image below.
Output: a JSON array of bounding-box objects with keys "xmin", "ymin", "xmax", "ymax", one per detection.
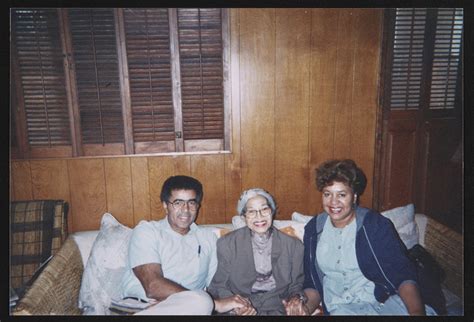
[
  {"xmin": 207, "ymin": 188, "xmax": 305, "ymax": 315},
  {"xmin": 285, "ymin": 159, "xmax": 436, "ymax": 316}
]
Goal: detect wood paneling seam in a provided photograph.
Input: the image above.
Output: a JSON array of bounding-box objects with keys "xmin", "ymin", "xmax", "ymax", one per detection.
[
  {"xmin": 350, "ymin": 11, "xmax": 357, "ymax": 157},
  {"xmin": 332, "ymin": 12, "xmax": 341, "ymax": 157},
  {"xmin": 273, "ymin": 8, "xmax": 277, "ymax": 192}
]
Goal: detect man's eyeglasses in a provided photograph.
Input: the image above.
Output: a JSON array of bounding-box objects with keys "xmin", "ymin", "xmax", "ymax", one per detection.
[
  {"xmin": 167, "ymin": 199, "xmax": 200, "ymax": 210},
  {"xmin": 244, "ymin": 205, "xmax": 272, "ymax": 219}
]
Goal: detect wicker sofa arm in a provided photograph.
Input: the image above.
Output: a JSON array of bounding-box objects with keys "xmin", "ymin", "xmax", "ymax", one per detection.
[
  {"xmin": 14, "ymin": 237, "xmax": 84, "ymax": 315},
  {"xmin": 423, "ymin": 217, "xmax": 463, "ymax": 299}
]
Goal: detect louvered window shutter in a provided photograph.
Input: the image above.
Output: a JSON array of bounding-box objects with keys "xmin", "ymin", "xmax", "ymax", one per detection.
[
  {"xmin": 10, "ymin": 78, "xmax": 19, "ymax": 150},
  {"xmin": 11, "ymin": 9, "xmax": 71, "ymax": 150},
  {"xmin": 177, "ymin": 8, "xmax": 225, "ymax": 150},
  {"xmin": 123, "ymin": 8, "xmax": 176, "ymax": 153},
  {"xmin": 388, "ymin": 8, "xmax": 427, "ymax": 110},
  {"xmin": 68, "ymin": 9, "xmax": 124, "ymax": 154},
  {"xmin": 387, "ymin": 8, "xmax": 462, "ymax": 113},
  {"xmin": 12, "ymin": 8, "xmax": 229, "ymax": 159},
  {"xmin": 429, "ymin": 8, "xmax": 463, "ymax": 110}
]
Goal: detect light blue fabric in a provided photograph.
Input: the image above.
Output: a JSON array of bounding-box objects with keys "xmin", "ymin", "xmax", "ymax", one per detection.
[
  {"xmin": 120, "ymin": 217, "xmax": 217, "ymax": 301},
  {"xmin": 317, "ymin": 218, "xmax": 377, "ymax": 314},
  {"xmin": 316, "ymin": 217, "xmax": 437, "ymax": 315}
]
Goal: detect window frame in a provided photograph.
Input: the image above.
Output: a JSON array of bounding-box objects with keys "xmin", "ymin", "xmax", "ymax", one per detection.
[{"xmin": 11, "ymin": 8, "xmax": 231, "ymax": 160}]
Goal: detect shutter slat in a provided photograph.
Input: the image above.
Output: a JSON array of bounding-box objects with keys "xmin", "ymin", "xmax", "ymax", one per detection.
[
  {"xmin": 12, "ymin": 9, "xmax": 71, "ymax": 147},
  {"xmin": 389, "ymin": 8, "xmax": 427, "ymax": 110},
  {"xmin": 429, "ymin": 8, "xmax": 463, "ymax": 110},
  {"xmin": 124, "ymin": 8, "xmax": 175, "ymax": 143},
  {"xmin": 178, "ymin": 8, "xmax": 224, "ymax": 140},
  {"xmin": 68, "ymin": 8, "xmax": 124, "ymax": 145}
]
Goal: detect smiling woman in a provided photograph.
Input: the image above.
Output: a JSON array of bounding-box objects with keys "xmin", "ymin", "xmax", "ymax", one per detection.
[
  {"xmin": 299, "ymin": 159, "xmax": 438, "ymax": 316},
  {"xmin": 316, "ymin": 159, "xmax": 367, "ymax": 228},
  {"xmin": 207, "ymin": 188, "xmax": 305, "ymax": 316}
]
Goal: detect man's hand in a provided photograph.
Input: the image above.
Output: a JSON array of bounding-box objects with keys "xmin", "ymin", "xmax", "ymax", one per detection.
[
  {"xmin": 214, "ymin": 295, "xmax": 256, "ymax": 315},
  {"xmin": 282, "ymin": 293, "xmax": 310, "ymax": 315}
]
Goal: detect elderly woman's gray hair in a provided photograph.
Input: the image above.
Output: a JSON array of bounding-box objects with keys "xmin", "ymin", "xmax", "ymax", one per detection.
[{"xmin": 237, "ymin": 188, "xmax": 277, "ymax": 216}]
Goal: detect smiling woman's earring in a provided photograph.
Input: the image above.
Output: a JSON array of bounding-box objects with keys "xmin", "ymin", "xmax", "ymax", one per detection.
[{"xmin": 352, "ymin": 194, "xmax": 357, "ymax": 209}]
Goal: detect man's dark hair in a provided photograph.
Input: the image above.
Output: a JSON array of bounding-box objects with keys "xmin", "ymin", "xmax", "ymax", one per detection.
[{"xmin": 160, "ymin": 175, "xmax": 203, "ymax": 204}]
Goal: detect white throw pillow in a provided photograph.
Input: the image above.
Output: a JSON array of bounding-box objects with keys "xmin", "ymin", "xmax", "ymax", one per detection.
[
  {"xmin": 272, "ymin": 220, "xmax": 306, "ymax": 241},
  {"xmin": 232, "ymin": 215, "xmax": 247, "ymax": 229},
  {"xmin": 201, "ymin": 225, "xmax": 232, "ymax": 238},
  {"xmin": 291, "ymin": 212, "xmax": 314, "ymax": 224},
  {"xmin": 381, "ymin": 204, "xmax": 419, "ymax": 249},
  {"xmin": 78, "ymin": 213, "xmax": 132, "ymax": 315},
  {"xmin": 292, "ymin": 207, "xmax": 419, "ymax": 249}
]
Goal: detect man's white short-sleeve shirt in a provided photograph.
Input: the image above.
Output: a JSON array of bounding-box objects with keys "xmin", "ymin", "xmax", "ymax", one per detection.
[{"xmin": 120, "ymin": 217, "xmax": 217, "ymax": 301}]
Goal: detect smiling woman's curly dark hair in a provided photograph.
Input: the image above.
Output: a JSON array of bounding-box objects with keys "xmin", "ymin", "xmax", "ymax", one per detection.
[{"xmin": 315, "ymin": 159, "xmax": 367, "ymax": 202}]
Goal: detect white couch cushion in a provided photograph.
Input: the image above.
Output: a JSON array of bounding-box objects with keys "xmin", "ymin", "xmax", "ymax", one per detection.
[
  {"xmin": 73, "ymin": 224, "xmax": 233, "ymax": 265},
  {"xmin": 381, "ymin": 204, "xmax": 419, "ymax": 249},
  {"xmin": 291, "ymin": 211, "xmax": 313, "ymax": 224},
  {"xmin": 414, "ymin": 213, "xmax": 428, "ymax": 248},
  {"xmin": 292, "ymin": 206, "xmax": 419, "ymax": 249},
  {"xmin": 71, "ymin": 230, "xmax": 99, "ymax": 267},
  {"xmin": 78, "ymin": 213, "xmax": 132, "ymax": 315}
]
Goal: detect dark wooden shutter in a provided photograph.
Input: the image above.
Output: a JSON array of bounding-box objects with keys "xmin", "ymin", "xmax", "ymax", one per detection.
[
  {"xmin": 12, "ymin": 8, "xmax": 229, "ymax": 159},
  {"xmin": 123, "ymin": 8, "xmax": 176, "ymax": 153},
  {"xmin": 388, "ymin": 8, "xmax": 427, "ymax": 110},
  {"xmin": 428, "ymin": 8, "xmax": 463, "ymax": 110},
  {"xmin": 68, "ymin": 9, "xmax": 124, "ymax": 155},
  {"xmin": 11, "ymin": 9, "xmax": 72, "ymax": 156},
  {"xmin": 10, "ymin": 77, "xmax": 18, "ymax": 150},
  {"xmin": 177, "ymin": 9, "xmax": 224, "ymax": 150},
  {"xmin": 377, "ymin": 8, "xmax": 463, "ymax": 232}
]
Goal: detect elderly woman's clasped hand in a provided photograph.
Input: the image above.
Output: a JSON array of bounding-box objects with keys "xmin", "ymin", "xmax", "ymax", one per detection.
[
  {"xmin": 214, "ymin": 294, "xmax": 256, "ymax": 315},
  {"xmin": 282, "ymin": 293, "xmax": 311, "ymax": 315}
]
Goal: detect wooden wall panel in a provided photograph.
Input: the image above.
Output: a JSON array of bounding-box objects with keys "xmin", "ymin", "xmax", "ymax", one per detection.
[
  {"xmin": 309, "ymin": 9, "xmax": 339, "ymax": 214},
  {"xmin": 104, "ymin": 158, "xmax": 134, "ymax": 228},
  {"xmin": 224, "ymin": 9, "xmax": 242, "ymax": 221},
  {"xmin": 10, "ymin": 9, "xmax": 384, "ymax": 231},
  {"xmin": 130, "ymin": 157, "xmax": 151, "ymax": 225},
  {"xmin": 348, "ymin": 9, "xmax": 382, "ymax": 206},
  {"xmin": 240, "ymin": 9, "xmax": 276, "ymax": 192},
  {"xmin": 173, "ymin": 155, "xmax": 192, "ymax": 177},
  {"xmin": 191, "ymin": 154, "xmax": 226, "ymax": 224},
  {"xmin": 333, "ymin": 9, "xmax": 356, "ymax": 159},
  {"xmin": 11, "ymin": 161, "xmax": 33, "ymax": 201},
  {"xmin": 30, "ymin": 160, "xmax": 73, "ymax": 232},
  {"xmin": 275, "ymin": 9, "xmax": 311, "ymax": 218},
  {"xmin": 30, "ymin": 160, "xmax": 70, "ymax": 201},
  {"xmin": 148, "ymin": 156, "xmax": 177, "ymax": 220},
  {"xmin": 67, "ymin": 159, "xmax": 107, "ymax": 232}
]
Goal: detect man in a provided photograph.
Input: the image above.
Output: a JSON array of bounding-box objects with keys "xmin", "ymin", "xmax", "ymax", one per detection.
[{"xmin": 119, "ymin": 175, "xmax": 249, "ymax": 315}]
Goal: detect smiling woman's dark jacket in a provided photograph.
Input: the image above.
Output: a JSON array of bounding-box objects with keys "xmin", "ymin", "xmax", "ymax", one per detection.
[{"xmin": 302, "ymin": 206, "xmax": 418, "ymax": 315}]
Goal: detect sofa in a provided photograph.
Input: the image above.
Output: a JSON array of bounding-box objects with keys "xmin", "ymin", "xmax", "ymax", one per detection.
[{"xmin": 13, "ymin": 204, "xmax": 463, "ymax": 315}]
